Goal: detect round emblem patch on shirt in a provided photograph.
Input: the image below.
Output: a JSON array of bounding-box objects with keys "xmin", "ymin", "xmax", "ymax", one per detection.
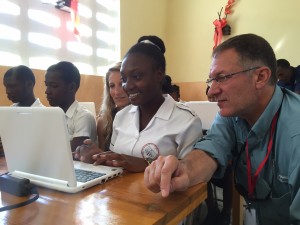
[{"xmin": 141, "ymin": 143, "xmax": 160, "ymax": 164}]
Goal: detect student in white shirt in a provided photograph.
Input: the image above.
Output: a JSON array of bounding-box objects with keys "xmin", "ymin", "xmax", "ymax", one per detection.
[
  {"xmin": 3, "ymin": 65, "xmax": 44, "ymax": 107},
  {"xmin": 75, "ymin": 36, "xmax": 203, "ymax": 172},
  {"xmin": 45, "ymin": 61, "xmax": 97, "ymax": 152}
]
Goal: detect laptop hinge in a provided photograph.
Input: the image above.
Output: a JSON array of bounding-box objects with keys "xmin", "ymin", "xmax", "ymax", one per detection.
[{"xmin": 12, "ymin": 170, "xmax": 70, "ymax": 187}]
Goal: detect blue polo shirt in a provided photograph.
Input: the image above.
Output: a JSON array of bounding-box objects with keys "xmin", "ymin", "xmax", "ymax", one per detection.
[{"xmin": 194, "ymin": 86, "xmax": 300, "ymax": 224}]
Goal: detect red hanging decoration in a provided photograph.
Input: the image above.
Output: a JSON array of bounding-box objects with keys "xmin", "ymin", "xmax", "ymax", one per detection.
[
  {"xmin": 213, "ymin": 0, "xmax": 236, "ymax": 50},
  {"xmin": 70, "ymin": 0, "xmax": 80, "ymax": 36},
  {"xmin": 225, "ymin": 0, "xmax": 235, "ymax": 15}
]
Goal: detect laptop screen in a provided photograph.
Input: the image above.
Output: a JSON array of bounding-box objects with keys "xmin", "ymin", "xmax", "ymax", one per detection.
[{"xmin": 0, "ymin": 107, "xmax": 77, "ymax": 187}]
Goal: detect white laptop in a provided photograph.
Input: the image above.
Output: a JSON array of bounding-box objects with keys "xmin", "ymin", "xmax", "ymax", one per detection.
[{"xmin": 0, "ymin": 107, "xmax": 123, "ymax": 193}]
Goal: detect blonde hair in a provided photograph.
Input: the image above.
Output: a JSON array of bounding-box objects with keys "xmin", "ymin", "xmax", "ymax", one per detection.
[{"xmin": 99, "ymin": 62, "xmax": 122, "ymax": 147}]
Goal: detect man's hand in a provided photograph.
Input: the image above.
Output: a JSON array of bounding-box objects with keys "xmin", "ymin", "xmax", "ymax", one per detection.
[
  {"xmin": 144, "ymin": 155, "xmax": 190, "ymax": 197},
  {"xmin": 144, "ymin": 151, "xmax": 218, "ymax": 197}
]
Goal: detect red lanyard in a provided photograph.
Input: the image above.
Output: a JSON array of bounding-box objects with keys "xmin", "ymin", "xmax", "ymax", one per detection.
[{"xmin": 246, "ymin": 111, "xmax": 279, "ymax": 198}]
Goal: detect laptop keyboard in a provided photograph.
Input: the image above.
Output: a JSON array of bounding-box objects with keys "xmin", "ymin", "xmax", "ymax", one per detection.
[{"xmin": 75, "ymin": 169, "xmax": 106, "ymax": 183}]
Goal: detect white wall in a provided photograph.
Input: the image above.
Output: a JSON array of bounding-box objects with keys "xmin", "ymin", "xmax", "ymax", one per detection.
[
  {"xmin": 165, "ymin": 0, "xmax": 300, "ymax": 82},
  {"xmin": 120, "ymin": 0, "xmax": 167, "ymax": 59}
]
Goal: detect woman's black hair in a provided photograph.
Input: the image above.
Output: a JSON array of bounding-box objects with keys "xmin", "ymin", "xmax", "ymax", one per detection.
[
  {"xmin": 124, "ymin": 35, "xmax": 166, "ymax": 74},
  {"xmin": 137, "ymin": 35, "xmax": 166, "ymax": 54},
  {"xmin": 162, "ymin": 75, "xmax": 173, "ymax": 94}
]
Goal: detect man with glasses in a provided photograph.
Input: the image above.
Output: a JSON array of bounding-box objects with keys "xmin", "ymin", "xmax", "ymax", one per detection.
[{"xmin": 144, "ymin": 33, "xmax": 300, "ymax": 225}]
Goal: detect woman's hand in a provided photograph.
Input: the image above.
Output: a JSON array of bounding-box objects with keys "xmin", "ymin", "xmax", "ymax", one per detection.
[
  {"xmin": 74, "ymin": 139, "xmax": 102, "ymax": 163},
  {"xmin": 93, "ymin": 152, "xmax": 148, "ymax": 172}
]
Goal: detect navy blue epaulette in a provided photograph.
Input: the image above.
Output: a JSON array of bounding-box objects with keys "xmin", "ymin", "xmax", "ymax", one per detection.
[{"xmin": 175, "ymin": 102, "xmax": 197, "ymax": 116}]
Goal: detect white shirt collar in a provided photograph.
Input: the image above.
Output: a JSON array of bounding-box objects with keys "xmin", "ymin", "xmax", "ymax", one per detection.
[
  {"xmin": 65, "ymin": 100, "xmax": 79, "ymax": 118},
  {"xmin": 128, "ymin": 94, "xmax": 175, "ymax": 121}
]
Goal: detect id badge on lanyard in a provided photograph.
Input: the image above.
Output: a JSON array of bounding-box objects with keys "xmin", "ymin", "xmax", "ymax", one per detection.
[{"xmin": 244, "ymin": 203, "xmax": 257, "ymax": 225}]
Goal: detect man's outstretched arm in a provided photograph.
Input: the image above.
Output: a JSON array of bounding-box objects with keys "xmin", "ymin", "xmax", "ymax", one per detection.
[{"xmin": 144, "ymin": 150, "xmax": 218, "ymax": 197}]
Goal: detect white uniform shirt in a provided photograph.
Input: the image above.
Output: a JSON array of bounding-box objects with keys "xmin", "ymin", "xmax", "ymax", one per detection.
[
  {"xmin": 110, "ymin": 95, "xmax": 203, "ymax": 159},
  {"xmin": 12, "ymin": 98, "xmax": 44, "ymax": 107},
  {"xmin": 65, "ymin": 100, "xmax": 97, "ymax": 143}
]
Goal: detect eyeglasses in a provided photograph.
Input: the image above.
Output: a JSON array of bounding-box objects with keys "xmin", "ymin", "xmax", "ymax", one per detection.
[
  {"xmin": 206, "ymin": 66, "xmax": 260, "ymax": 87},
  {"xmin": 233, "ymin": 142, "xmax": 274, "ymax": 201}
]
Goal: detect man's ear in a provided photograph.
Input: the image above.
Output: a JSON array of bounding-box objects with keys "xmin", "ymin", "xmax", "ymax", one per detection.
[
  {"xmin": 68, "ymin": 81, "xmax": 77, "ymax": 92},
  {"xmin": 255, "ymin": 66, "xmax": 272, "ymax": 89}
]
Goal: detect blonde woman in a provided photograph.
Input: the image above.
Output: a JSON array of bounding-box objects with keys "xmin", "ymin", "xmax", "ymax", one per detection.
[{"xmin": 97, "ymin": 62, "xmax": 130, "ymax": 151}]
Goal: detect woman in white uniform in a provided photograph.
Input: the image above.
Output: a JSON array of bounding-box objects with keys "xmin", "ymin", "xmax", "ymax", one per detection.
[{"xmin": 75, "ymin": 36, "xmax": 203, "ymax": 172}]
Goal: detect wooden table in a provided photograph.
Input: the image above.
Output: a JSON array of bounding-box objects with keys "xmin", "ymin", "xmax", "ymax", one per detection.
[{"xmin": 0, "ymin": 157, "xmax": 207, "ymax": 225}]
